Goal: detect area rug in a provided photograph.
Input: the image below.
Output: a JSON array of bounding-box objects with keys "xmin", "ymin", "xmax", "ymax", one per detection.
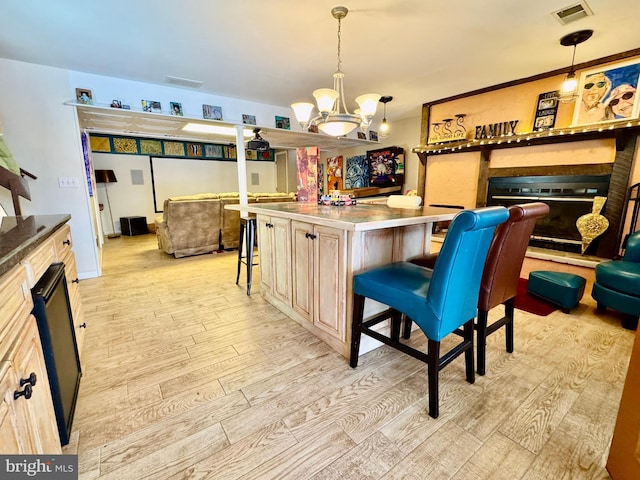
[{"xmin": 513, "ymin": 278, "xmax": 558, "ymax": 316}]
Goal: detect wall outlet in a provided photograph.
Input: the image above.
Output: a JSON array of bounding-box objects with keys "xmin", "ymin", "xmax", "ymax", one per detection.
[{"xmin": 58, "ymin": 176, "xmax": 79, "ymax": 188}]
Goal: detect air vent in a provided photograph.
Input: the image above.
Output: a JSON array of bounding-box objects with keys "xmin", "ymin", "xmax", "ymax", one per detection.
[
  {"xmin": 164, "ymin": 75, "xmax": 204, "ymax": 89},
  {"xmin": 552, "ymin": 1, "xmax": 593, "ymax": 25}
]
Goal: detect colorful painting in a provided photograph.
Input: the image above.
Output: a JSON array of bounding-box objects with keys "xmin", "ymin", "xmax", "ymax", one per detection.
[
  {"xmin": 76, "ymin": 88, "xmax": 93, "ymax": 105},
  {"xmin": 163, "ymin": 141, "xmax": 185, "ymax": 156},
  {"xmin": 573, "ymin": 59, "xmax": 640, "ymax": 126},
  {"xmin": 170, "ymin": 102, "xmax": 183, "ymax": 116},
  {"xmin": 112, "ymin": 137, "xmax": 137, "ymax": 153},
  {"xmin": 296, "ymin": 146, "xmax": 318, "ymax": 202},
  {"xmin": 142, "ymin": 100, "xmax": 162, "ymax": 113},
  {"xmin": 318, "ymin": 163, "xmax": 325, "ymax": 196},
  {"xmin": 275, "ymin": 116, "xmax": 291, "ymax": 130},
  {"xmin": 203, "ymin": 104, "xmax": 223, "ymax": 120},
  {"xmin": 242, "ymin": 114, "xmax": 256, "ymax": 125},
  {"xmin": 345, "ymin": 154, "xmax": 368, "ymax": 189},
  {"xmin": 326, "ymin": 156, "xmax": 343, "ymax": 191},
  {"xmin": 368, "ymin": 147, "xmax": 404, "ymax": 187}
]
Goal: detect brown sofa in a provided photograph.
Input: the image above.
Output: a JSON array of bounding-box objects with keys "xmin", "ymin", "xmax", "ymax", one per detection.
[{"xmin": 155, "ymin": 192, "xmax": 295, "ymax": 257}]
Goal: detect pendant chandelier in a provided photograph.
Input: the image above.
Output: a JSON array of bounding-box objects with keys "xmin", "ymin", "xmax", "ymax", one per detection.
[
  {"xmin": 291, "ymin": 6, "xmax": 380, "ymax": 137},
  {"xmin": 558, "ymin": 29, "xmax": 593, "ymax": 103}
]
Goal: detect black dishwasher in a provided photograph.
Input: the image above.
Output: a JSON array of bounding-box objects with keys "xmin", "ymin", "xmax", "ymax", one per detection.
[{"xmin": 31, "ymin": 262, "xmax": 82, "ymax": 446}]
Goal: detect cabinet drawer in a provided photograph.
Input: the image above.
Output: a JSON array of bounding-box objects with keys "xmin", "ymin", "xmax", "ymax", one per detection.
[
  {"xmin": 62, "ymin": 252, "xmax": 80, "ymax": 304},
  {"xmin": 0, "ymin": 266, "xmax": 33, "ymax": 349},
  {"xmin": 22, "ymin": 239, "xmax": 56, "ymax": 288},
  {"xmin": 51, "ymin": 225, "xmax": 72, "ymax": 261}
]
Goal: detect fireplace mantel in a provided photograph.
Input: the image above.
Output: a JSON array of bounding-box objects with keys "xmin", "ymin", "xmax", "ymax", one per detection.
[{"xmin": 412, "ymin": 121, "xmax": 640, "ymax": 158}]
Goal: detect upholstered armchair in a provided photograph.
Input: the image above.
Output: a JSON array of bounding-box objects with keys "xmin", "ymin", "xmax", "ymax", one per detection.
[
  {"xmin": 592, "ymin": 230, "xmax": 640, "ymax": 329},
  {"xmin": 155, "ymin": 198, "xmax": 222, "ymax": 258}
]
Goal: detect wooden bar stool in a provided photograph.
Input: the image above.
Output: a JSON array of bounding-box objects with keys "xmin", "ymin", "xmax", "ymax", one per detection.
[{"xmin": 236, "ymin": 216, "xmax": 258, "ymax": 295}]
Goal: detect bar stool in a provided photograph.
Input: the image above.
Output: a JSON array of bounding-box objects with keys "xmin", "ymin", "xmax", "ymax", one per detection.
[{"xmin": 236, "ymin": 216, "xmax": 258, "ymax": 295}]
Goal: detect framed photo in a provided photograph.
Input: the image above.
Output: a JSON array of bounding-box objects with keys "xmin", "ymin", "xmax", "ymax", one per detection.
[
  {"xmin": 170, "ymin": 102, "xmax": 183, "ymax": 116},
  {"xmin": 110, "ymin": 99, "xmax": 123, "ymax": 109},
  {"xmin": 357, "ymin": 131, "xmax": 366, "ymax": 140},
  {"xmin": 275, "ymin": 116, "xmax": 290, "ymax": 130},
  {"xmin": 308, "ymin": 124, "xmax": 319, "ymax": 133},
  {"xmin": 203, "ymin": 104, "xmax": 223, "ymax": 120},
  {"xmin": 142, "ymin": 100, "xmax": 162, "ymax": 113},
  {"xmin": 533, "ymin": 90, "xmax": 559, "ymax": 131},
  {"xmin": 242, "ymin": 114, "xmax": 256, "ymax": 125},
  {"xmin": 76, "ymin": 88, "xmax": 93, "ymax": 105},
  {"xmin": 369, "ymin": 130, "xmax": 378, "ymax": 141},
  {"xmin": 572, "ymin": 59, "xmax": 640, "ymax": 126}
]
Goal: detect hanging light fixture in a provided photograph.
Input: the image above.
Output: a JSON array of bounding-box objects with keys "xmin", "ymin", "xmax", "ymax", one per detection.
[
  {"xmin": 558, "ymin": 29, "xmax": 593, "ymax": 103},
  {"xmin": 291, "ymin": 6, "xmax": 380, "ymax": 137},
  {"xmin": 378, "ymin": 96, "xmax": 393, "ymax": 138}
]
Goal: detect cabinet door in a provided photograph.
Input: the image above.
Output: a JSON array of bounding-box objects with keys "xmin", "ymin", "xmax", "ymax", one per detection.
[
  {"xmin": 257, "ymin": 216, "xmax": 274, "ymax": 294},
  {"xmin": 271, "ymin": 217, "xmax": 291, "ymax": 306},
  {"xmin": 11, "ymin": 318, "xmax": 62, "ymax": 454},
  {"xmin": 0, "ymin": 361, "xmax": 25, "ymax": 453},
  {"xmin": 313, "ymin": 225, "xmax": 346, "ymax": 340},
  {"xmin": 291, "ymin": 221, "xmax": 314, "ymax": 322}
]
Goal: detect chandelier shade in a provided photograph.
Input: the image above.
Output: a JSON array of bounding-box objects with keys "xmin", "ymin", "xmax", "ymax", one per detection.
[{"xmin": 291, "ymin": 6, "xmax": 380, "ymax": 137}]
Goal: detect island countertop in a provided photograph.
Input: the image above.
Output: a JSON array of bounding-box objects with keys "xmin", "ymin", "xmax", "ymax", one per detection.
[
  {"xmin": 0, "ymin": 214, "xmax": 71, "ymax": 277},
  {"xmin": 224, "ymin": 202, "xmax": 458, "ymax": 231}
]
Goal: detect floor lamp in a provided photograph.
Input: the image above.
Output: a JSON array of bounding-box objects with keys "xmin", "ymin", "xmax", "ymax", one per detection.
[{"xmin": 94, "ymin": 169, "xmax": 120, "ymax": 238}]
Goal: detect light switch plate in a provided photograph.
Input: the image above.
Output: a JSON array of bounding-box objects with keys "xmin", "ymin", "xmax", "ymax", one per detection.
[{"xmin": 58, "ymin": 176, "xmax": 79, "ymax": 188}]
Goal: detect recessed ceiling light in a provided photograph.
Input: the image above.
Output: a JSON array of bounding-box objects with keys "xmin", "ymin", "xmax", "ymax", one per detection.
[{"xmin": 182, "ymin": 123, "xmax": 253, "ymax": 136}]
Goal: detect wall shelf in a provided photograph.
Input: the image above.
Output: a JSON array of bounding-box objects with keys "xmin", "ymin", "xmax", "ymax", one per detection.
[{"xmin": 412, "ymin": 118, "xmax": 640, "ymax": 156}]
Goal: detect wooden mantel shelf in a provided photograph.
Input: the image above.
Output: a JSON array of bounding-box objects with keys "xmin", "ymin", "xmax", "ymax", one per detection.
[{"xmin": 412, "ymin": 119, "xmax": 640, "ymax": 157}]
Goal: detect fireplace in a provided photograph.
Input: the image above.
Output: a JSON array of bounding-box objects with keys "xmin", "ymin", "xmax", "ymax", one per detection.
[{"xmin": 486, "ymin": 174, "xmax": 611, "ymax": 254}]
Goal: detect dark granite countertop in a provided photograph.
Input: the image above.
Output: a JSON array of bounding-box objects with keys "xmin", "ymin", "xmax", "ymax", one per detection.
[{"xmin": 0, "ymin": 215, "xmax": 71, "ymax": 277}]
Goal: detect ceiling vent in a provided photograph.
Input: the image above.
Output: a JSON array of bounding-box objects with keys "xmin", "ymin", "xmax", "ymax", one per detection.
[
  {"xmin": 552, "ymin": 1, "xmax": 594, "ymax": 25},
  {"xmin": 164, "ymin": 75, "xmax": 204, "ymax": 89}
]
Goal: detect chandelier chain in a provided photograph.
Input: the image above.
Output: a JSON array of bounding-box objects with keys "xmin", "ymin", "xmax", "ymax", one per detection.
[{"xmin": 336, "ymin": 17, "xmax": 342, "ymax": 72}]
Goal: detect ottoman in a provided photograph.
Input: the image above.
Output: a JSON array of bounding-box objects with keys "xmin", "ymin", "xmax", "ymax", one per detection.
[{"xmin": 528, "ymin": 271, "xmax": 586, "ymax": 313}]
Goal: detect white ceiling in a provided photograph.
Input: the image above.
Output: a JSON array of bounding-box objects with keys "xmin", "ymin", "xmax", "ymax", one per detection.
[{"xmin": 1, "ymin": 1, "xmax": 639, "ymax": 130}]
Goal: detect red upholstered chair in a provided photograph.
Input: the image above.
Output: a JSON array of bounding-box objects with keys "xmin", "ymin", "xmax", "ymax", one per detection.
[{"xmin": 409, "ymin": 202, "xmax": 549, "ymax": 375}]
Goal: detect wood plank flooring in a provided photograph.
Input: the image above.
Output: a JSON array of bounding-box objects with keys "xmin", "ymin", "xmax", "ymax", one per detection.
[{"xmin": 64, "ymin": 234, "xmax": 635, "ymax": 479}]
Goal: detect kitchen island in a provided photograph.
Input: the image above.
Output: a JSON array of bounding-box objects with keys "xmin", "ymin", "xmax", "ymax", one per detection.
[{"xmin": 225, "ymin": 202, "xmax": 458, "ymax": 358}]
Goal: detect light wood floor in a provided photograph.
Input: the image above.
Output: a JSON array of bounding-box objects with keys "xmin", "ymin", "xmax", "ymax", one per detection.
[{"xmin": 64, "ymin": 234, "xmax": 635, "ymax": 479}]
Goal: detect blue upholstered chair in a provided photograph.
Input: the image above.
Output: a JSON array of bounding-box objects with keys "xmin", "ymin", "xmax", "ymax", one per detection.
[
  {"xmin": 350, "ymin": 206, "xmax": 509, "ymax": 418},
  {"xmin": 592, "ymin": 230, "xmax": 640, "ymax": 330}
]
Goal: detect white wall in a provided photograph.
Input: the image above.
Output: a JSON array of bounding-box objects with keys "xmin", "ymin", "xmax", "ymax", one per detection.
[
  {"xmin": 92, "ymin": 152, "xmax": 277, "ymax": 235},
  {"xmin": 0, "ymin": 58, "xmax": 100, "ymax": 278}
]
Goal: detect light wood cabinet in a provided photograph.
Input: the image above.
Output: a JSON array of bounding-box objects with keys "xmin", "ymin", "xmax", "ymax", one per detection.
[
  {"xmin": 0, "ymin": 265, "xmax": 61, "ymax": 454},
  {"xmin": 291, "ymin": 221, "xmax": 346, "ymax": 340},
  {"xmin": 0, "ymin": 221, "xmax": 84, "ymax": 453},
  {"xmin": 51, "ymin": 225, "xmax": 86, "ymax": 357},
  {"xmin": 257, "ymin": 215, "xmax": 291, "ymax": 307}
]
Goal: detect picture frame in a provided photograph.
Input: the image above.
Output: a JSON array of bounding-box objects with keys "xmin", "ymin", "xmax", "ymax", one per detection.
[
  {"xmin": 275, "ymin": 116, "xmax": 290, "ymax": 130},
  {"xmin": 369, "ymin": 130, "xmax": 378, "ymax": 142},
  {"xmin": 203, "ymin": 104, "xmax": 223, "ymax": 120},
  {"xmin": 170, "ymin": 102, "xmax": 183, "ymax": 116},
  {"xmin": 357, "ymin": 131, "xmax": 366, "ymax": 140},
  {"xmin": 110, "ymin": 99, "xmax": 123, "ymax": 109},
  {"xmin": 572, "ymin": 59, "xmax": 640, "ymax": 126},
  {"xmin": 308, "ymin": 124, "xmax": 319, "ymax": 133},
  {"xmin": 76, "ymin": 88, "xmax": 93, "ymax": 105},
  {"xmin": 142, "ymin": 100, "xmax": 162, "ymax": 113},
  {"xmin": 533, "ymin": 90, "xmax": 559, "ymax": 131},
  {"xmin": 242, "ymin": 114, "xmax": 256, "ymax": 125}
]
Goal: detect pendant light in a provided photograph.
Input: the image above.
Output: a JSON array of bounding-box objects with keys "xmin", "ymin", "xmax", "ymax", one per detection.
[
  {"xmin": 378, "ymin": 96, "xmax": 392, "ymax": 138},
  {"xmin": 558, "ymin": 29, "xmax": 593, "ymax": 103},
  {"xmin": 291, "ymin": 6, "xmax": 380, "ymax": 137}
]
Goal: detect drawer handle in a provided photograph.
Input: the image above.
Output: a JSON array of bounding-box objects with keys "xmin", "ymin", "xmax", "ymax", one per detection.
[
  {"xmin": 79, "ymin": 323, "xmax": 87, "ymax": 328},
  {"xmin": 14, "ymin": 384, "xmax": 33, "ymax": 400},
  {"xmin": 72, "ymin": 278, "xmax": 79, "ymax": 283},
  {"xmin": 63, "ymin": 239, "xmax": 71, "ymax": 246},
  {"xmin": 20, "ymin": 372, "xmax": 37, "ymax": 387}
]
